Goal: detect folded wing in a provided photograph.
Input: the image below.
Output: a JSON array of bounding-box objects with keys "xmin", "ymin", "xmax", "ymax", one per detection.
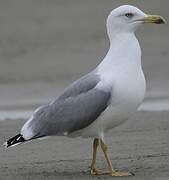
[{"xmin": 21, "ymin": 72, "xmax": 111, "ymax": 139}]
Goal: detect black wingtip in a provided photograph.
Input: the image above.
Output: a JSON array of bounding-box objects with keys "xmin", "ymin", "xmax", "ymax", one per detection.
[{"xmin": 4, "ymin": 134, "xmax": 26, "ymax": 148}]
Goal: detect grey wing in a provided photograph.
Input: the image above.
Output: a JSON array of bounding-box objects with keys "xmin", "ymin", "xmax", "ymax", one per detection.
[
  {"xmin": 24, "ymin": 72, "xmax": 111, "ymax": 138},
  {"xmin": 57, "ymin": 71, "xmax": 101, "ymax": 100}
]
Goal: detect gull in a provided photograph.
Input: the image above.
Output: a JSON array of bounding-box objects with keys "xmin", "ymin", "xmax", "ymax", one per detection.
[{"xmin": 4, "ymin": 5, "xmax": 166, "ymax": 177}]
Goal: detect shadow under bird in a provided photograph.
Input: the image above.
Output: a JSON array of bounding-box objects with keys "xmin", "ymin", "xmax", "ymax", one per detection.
[{"xmin": 4, "ymin": 5, "xmax": 166, "ymax": 177}]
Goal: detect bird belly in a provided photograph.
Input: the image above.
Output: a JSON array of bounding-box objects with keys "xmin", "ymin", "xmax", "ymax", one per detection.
[
  {"xmin": 75, "ymin": 70, "xmax": 146, "ymax": 139},
  {"xmin": 78, "ymin": 101, "xmax": 139, "ymax": 139}
]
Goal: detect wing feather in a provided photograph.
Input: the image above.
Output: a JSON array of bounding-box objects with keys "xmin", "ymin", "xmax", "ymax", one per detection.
[{"xmin": 21, "ymin": 72, "xmax": 111, "ymax": 139}]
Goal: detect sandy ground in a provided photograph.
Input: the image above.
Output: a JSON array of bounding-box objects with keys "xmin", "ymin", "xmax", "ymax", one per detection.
[{"xmin": 0, "ymin": 111, "xmax": 169, "ymax": 180}]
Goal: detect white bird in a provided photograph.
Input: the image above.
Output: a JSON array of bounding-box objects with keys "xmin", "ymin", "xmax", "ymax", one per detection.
[{"xmin": 4, "ymin": 5, "xmax": 165, "ymax": 177}]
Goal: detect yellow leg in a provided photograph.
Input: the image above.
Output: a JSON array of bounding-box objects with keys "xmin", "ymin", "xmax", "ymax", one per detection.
[
  {"xmin": 90, "ymin": 139, "xmax": 111, "ymax": 175},
  {"xmin": 90, "ymin": 138, "xmax": 100, "ymax": 175},
  {"xmin": 100, "ymin": 139, "xmax": 133, "ymax": 177}
]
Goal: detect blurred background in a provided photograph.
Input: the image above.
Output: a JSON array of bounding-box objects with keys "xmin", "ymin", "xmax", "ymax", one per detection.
[{"xmin": 0, "ymin": 0, "xmax": 168, "ymax": 119}]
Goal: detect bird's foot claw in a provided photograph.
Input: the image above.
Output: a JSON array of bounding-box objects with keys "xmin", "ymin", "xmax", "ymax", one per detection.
[
  {"xmin": 111, "ymin": 170, "xmax": 134, "ymax": 177},
  {"xmin": 90, "ymin": 167, "xmax": 109, "ymax": 175}
]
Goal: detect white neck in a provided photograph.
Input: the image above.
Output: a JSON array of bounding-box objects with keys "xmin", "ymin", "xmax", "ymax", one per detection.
[{"xmin": 97, "ymin": 32, "xmax": 142, "ymax": 73}]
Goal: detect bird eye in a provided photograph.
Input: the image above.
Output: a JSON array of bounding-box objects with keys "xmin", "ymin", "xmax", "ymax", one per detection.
[{"xmin": 125, "ymin": 13, "xmax": 133, "ymax": 18}]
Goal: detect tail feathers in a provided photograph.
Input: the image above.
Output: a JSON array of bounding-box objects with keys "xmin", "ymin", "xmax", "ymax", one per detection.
[{"xmin": 3, "ymin": 134, "xmax": 26, "ymax": 148}]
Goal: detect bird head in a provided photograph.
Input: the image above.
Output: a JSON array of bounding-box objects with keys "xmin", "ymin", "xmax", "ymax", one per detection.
[{"xmin": 107, "ymin": 5, "xmax": 166, "ymax": 38}]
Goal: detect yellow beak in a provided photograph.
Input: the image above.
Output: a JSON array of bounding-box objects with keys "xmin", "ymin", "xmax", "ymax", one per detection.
[{"xmin": 142, "ymin": 15, "xmax": 166, "ymax": 24}]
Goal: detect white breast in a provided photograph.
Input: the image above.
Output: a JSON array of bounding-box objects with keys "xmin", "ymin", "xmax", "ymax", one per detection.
[
  {"xmin": 79, "ymin": 33, "xmax": 146, "ymax": 139},
  {"xmin": 79, "ymin": 67, "xmax": 145, "ymax": 139},
  {"xmin": 102, "ymin": 66, "xmax": 146, "ymax": 129}
]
